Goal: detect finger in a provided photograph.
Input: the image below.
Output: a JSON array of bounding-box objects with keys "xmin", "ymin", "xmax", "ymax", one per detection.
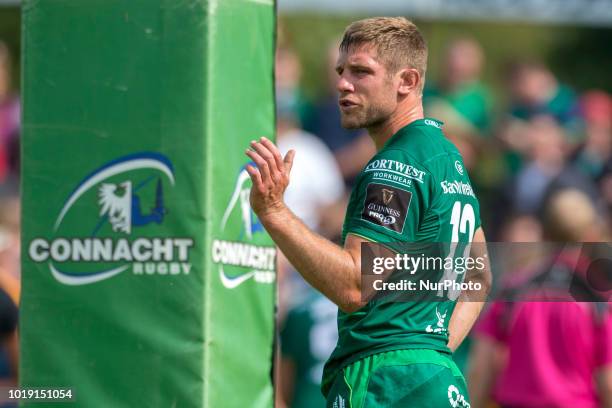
[
  {"xmin": 260, "ymin": 137, "xmax": 284, "ymax": 173},
  {"xmin": 246, "ymin": 149, "xmax": 272, "ymax": 184},
  {"xmin": 250, "ymin": 140, "xmax": 280, "ymax": 180},
  {"xmin": 245, "ymin": 164, "xmax": 264, "ymax": 190},
  {"xmin": 283, "ymin": 149, "xmax": 296, "ymax": 175}
]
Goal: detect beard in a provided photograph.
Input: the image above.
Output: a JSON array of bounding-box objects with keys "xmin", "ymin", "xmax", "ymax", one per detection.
[{"xmin": 340, "ymin": 102, "xmax": 391, "ymax": 130}]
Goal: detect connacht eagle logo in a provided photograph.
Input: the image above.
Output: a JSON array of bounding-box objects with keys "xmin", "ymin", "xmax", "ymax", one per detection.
[
  {"xmin": 99, "ymin": 182, "xmax": 132, "ymax": 234},
  {"xmin": 98, "ymin": 178, "xmax": 167, "ymax": 235}
]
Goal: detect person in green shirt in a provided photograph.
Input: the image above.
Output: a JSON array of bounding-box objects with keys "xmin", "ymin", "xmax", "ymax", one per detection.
[
  {"xmin": 424, "ymin": 38, "xmax": 493, "ymax": 137},
  {"xmin": 280, "ymin": 288, "xmax": 338, "ymax": 408},
  {"xmin": 245, "ymin": 17, "xmax": 491, "ymax": 408}
]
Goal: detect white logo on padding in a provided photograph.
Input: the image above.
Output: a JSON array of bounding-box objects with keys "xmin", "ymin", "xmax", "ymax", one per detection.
[
  {"xmin": 214, "ymin": 164, "xmax": 276, "ymax": 289},
  {"xmin": 27, "ymin": 152, "xmax": 195, "ymax": 286}
]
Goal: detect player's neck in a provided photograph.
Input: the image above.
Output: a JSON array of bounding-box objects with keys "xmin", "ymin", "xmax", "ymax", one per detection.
[{"xmin": 368, "ymin": 103, "xmax": 424, "ymax": 151}]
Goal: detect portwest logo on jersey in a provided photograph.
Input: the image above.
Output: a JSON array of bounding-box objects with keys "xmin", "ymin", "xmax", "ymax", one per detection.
[
  {"xmin": 447, "ymin": 385, "xmax": 470, "ymax": 408},
  {"xmin": 364, "ymin": 159, "xmax": 425, "ymax": 185},
  {"xmin": 440, "ymin": 180, "xmax": 475, "ymax": 197},
  {"xmin": 27, "ymin": 152, "xmax": 195, "ymax": 285},
  {"xmin": 211, "ymin": 164, "xmax": 276, "ymax": 289}
]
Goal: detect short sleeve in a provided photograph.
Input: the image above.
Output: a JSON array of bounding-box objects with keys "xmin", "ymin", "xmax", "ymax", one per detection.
[{"xmin": 344, "ymin": 149, "xmax": 431, "ymax": 245}]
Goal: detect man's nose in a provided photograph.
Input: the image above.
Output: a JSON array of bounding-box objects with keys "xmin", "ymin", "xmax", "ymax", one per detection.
[{"xmin": 336, "ymin": 75, "xmax": 354, "ymax": 93}]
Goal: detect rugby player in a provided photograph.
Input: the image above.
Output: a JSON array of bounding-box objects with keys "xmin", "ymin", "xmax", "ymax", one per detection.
[{"xmin": 245, "ymin": 17, "xmax": 491, "ymax": 408}]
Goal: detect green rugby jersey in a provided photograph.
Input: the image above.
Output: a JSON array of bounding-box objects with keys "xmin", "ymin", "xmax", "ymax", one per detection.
[{"xmin": 322, "ymin": 118, "xmax": 481, "ymax": 395}]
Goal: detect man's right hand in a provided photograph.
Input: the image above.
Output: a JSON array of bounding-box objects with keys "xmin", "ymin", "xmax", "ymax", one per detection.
[{"xmin": 244, "ymin": 137, "xmax": 295, "ymax": 218}]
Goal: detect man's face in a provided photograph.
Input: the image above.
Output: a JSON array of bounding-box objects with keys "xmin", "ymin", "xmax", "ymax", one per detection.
[{"xmin": 335, "ymin": 44, "xmax": 398, "ymax": 129}]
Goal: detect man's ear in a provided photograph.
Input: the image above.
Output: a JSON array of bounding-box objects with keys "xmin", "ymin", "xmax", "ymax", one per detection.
[{"xmin": 397, "ymin": 68, "xmax": 420, "ymax": 96}]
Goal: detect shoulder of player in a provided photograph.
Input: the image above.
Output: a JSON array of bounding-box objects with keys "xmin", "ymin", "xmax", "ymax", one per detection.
[
  {"xmin": 374, "ymin": 145, "xmax": 458, "ymax": 179},
  {"xmin": 391, "ymin": 123, "xmax": 459, "ymax": 161}
]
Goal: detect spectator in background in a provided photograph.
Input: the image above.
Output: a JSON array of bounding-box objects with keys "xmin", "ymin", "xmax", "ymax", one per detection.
[
  {"xmin": 575, "ymin": 91, "xmax": 612, "ymax": 228},
  {"xmin": 275, "ymin": 46, "xmax": 343, "ymax": 408},
  {"xmin": 507, "ymin": 61, "xmax": 581, "ymax": 132},
  {"xmin": 0, "ymin": 197, "xmax": 19, "ymax": 399},
  {"xmin": 506, "ymin": 114, "xmax": 603, "ymax": 218},
  {"xmin": 0, "ymin": 42, "xmax": 19, "ymax": 186},
  {"xmin": 425, "ymin": 38, "xmax": 493, "ymax": 139},
  {"xmin": 275, "ymin": 46, "xmax": 314, "ymax": 133},
  {"xmin": 304, "ymin": 40, "xmax": 375, "ymax": 187},
  {"xmin": 496, "ymin": 213, "xmax": 546, "ymax": 282},
  {"xmin": 510, "ymin": 115, "xmax": 568, "ymax": 214},
  {"xmin": 0, "ymin": 287, "xmax": 17, "ymax": 392},
  {"xmin": 279, "ymin": 287, "xmax": 338, "ymax": 408},
  {"xmin": 499, "ymin": 214, "xmax": 543, "ymax": 243},
  {"xmin": 274, "ymin": 46, "xmax": 345, "ymax": 284},
  {"xmin": 572, "ymin": 91, "xmax": 612, "ymax": 181},
  {"xmin": 275, "ymin": 46, "xmax": 345, "ymax": 234},
  {"xmin": 424, "ymin": 38, "xmax": 505, "ymax": 232},
  {"xmin": 0, "ymin": 196, "xmax": 19, "ymax": 301},
  {"xmin": 498, "ymin": 61, "xmax": 582, "ymax": 166},
  {"xmin": 452, "ymin": 212, "xmax": 544, "ymax": 376},
  {"xmin": 469, "ymin": 189, "xmax": 612, "ymax": 408}
]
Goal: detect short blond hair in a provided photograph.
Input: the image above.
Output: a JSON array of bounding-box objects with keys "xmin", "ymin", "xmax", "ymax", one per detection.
[
  {"xmin": 340, "ymin": 17, "xmax": 427, "ymax": 87},
  {"xmin": 544, "ymin": 189, "xmax": 600, "ymax": 242}
]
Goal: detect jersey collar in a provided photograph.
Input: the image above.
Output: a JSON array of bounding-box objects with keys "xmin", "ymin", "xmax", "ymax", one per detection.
[{"xmin": 381, "ymin": 117, "xmax": 444, "ymax": 150}]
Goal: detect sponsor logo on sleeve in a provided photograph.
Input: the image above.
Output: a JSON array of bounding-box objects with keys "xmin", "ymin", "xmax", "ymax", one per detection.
[
  {"xmin": 440, "ymin": 180, "xmax": 475, "ymax": 197},
  {"xmin": 361, "ymin": 183, "xmax": 411, "ymax": 233}
]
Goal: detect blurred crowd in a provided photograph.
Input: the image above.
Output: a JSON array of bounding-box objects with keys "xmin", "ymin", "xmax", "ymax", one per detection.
[
  {"xmin": 1, "ymin": 21, "xmax": 611, "ymax": 407},
  {"xmin": 0, "ymin": 39, "xmax": 21, "ymax": 404},
  {"xmin": 275, "ymin": 32, "xmax": 612, "ymax": 408}
]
